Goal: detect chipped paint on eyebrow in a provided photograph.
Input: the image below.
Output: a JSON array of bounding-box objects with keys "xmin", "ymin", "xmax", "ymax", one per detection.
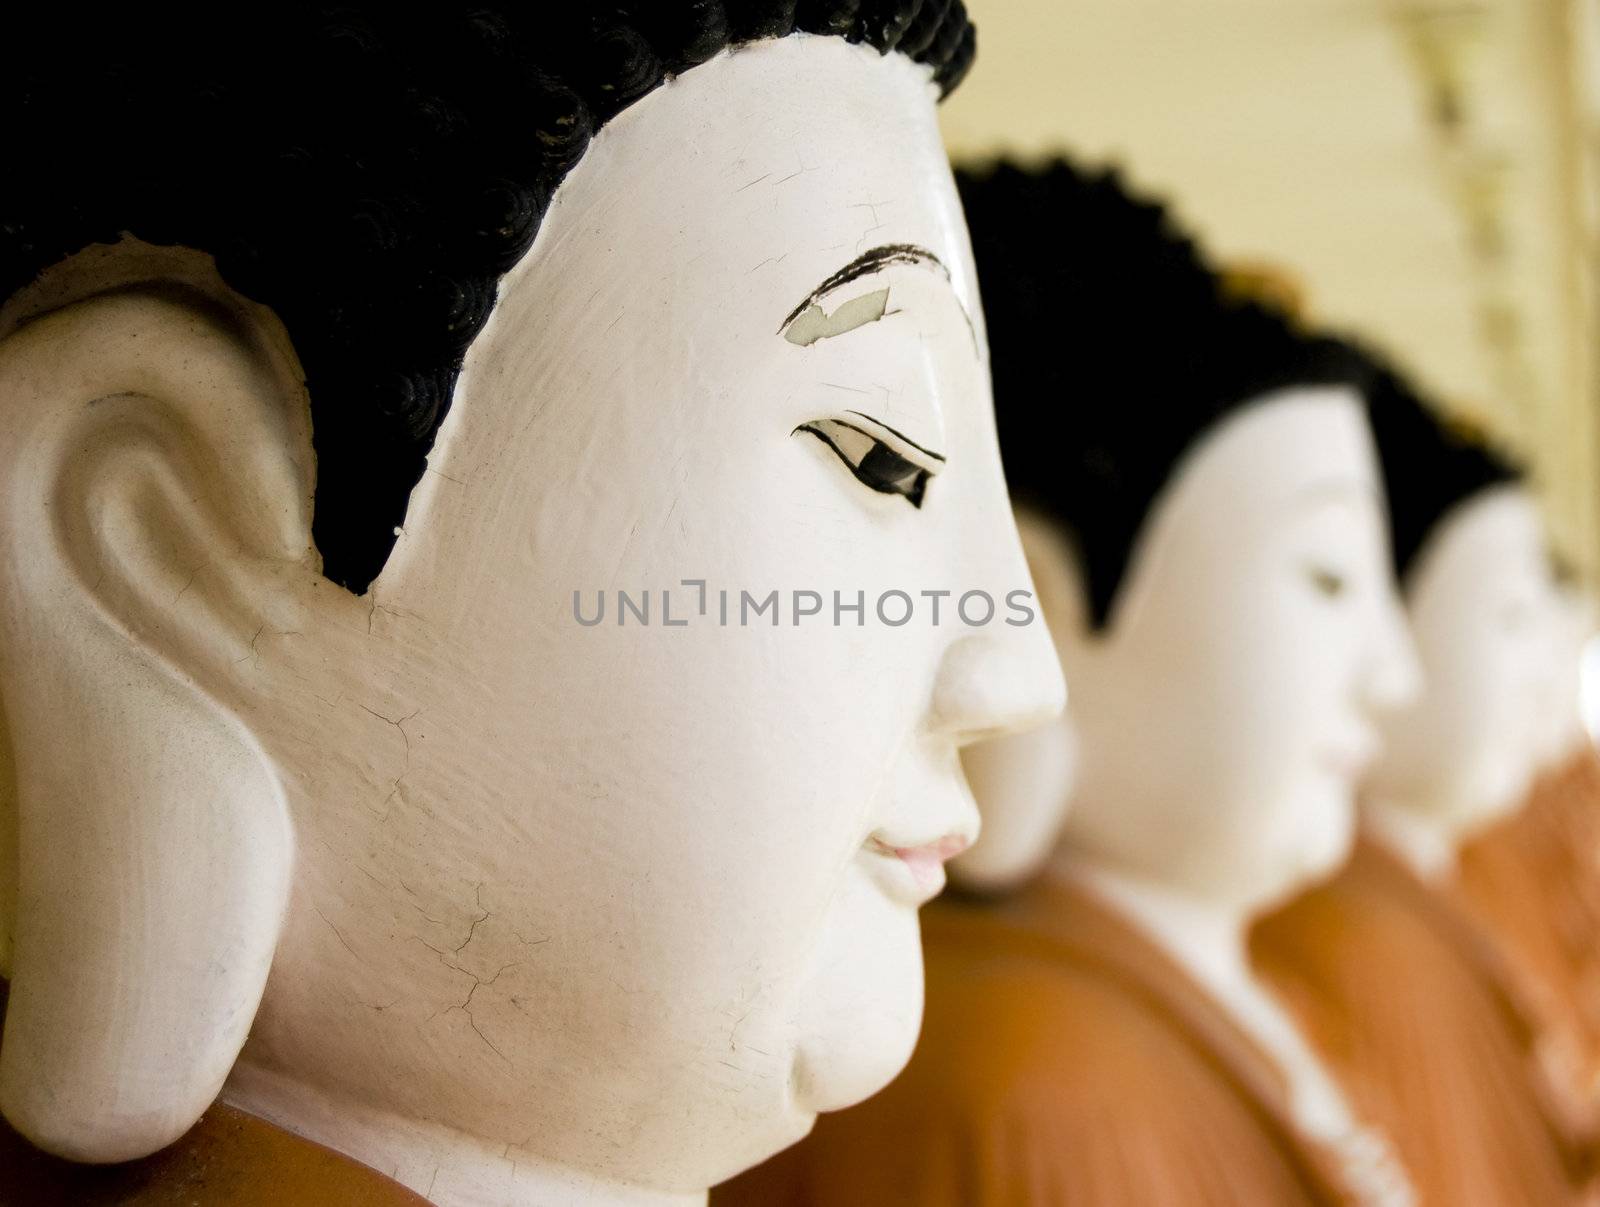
[
  {"xmin": 783, "ymin": 287, "xmax": 891, "ymax": 348},
  {"xmin": 779, "ymin": 243, "xmax": 948, "ymax": 332}
]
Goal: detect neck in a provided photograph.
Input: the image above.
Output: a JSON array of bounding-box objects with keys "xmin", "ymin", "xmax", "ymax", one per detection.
[
  {"xmin": 223, "ymin": 1061, "xmax": 704, "ymax": 1207},
  {"xmin": 1363, "ymin": 796, "xmax": 1458, "ymax": 883},
  {"xmin": 1061, "ymin": 854, "xmax": 1254, "ymax": 988}
]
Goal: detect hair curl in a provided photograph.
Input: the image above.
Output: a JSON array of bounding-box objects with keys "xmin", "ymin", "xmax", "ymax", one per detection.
[{"xmin": 2, "ymin": 3, "xmax": 974, "ymax": 591}]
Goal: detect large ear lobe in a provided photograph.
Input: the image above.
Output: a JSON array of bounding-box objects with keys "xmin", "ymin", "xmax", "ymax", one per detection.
[{"xmin": 0, "ymin": 289, "xmax": 309, "ymax": 1162}]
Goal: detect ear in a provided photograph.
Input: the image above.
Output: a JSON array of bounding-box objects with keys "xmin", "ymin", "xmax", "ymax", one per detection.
[{"xmin": 0, "ymin": 288, "xmax": 310, "ymax": 1161}]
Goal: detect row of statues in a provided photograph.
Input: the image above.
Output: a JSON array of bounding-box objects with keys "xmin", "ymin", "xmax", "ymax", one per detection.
[
  {"xmin": 0, "ymin": 5, "xmax": 1595, "ymax": 1204},
  {"xmin": 720, "ymin": 159, "xmax": 1599, "ymax": 1207}
]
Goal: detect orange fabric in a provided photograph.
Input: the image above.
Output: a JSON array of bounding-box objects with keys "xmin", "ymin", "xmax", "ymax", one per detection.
[
  {"xmin": 0, "ymin": 1106, "xmax": 430, "ymax": 1207},
  {"xmin": 715, "ymin": 876, "xmax": 1353, "ymax": 1206},
  {"xmin": 1457, "ymin": 750, "xmax": 1600, "ymax": 1127},
  {"xmin": 1252, "ymin": 836, "xmax": 1586, "ymax": 1207},
  {"xmin": 0, "ymin": 980, "xmax": 427, "ymax": 1206}
]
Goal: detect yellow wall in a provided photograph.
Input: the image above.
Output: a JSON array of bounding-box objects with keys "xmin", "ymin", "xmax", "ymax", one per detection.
[{"xmin": 942, "ymin": 0, "xmax": 1600, "ymax": 574}]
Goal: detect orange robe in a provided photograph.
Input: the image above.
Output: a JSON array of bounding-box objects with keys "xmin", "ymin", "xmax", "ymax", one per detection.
[
  {"xmin": 0, "ymin": 981, "xmax": 427, "ymax": 1206},
  {"xmin": 716, "ymin": 875, "xmax": 1357, "ymax": 1206},
  {"xmin": 0, "ymin": 1105, "xmax": 430, "ymax": 1207},
  {"xmin": 1252, "ymin": 836, "xmax": 1588, "ymax": 1206},
  {"xmin": 1457, "ymin": 749, "xmax": 1600, "ymax": 1117}
]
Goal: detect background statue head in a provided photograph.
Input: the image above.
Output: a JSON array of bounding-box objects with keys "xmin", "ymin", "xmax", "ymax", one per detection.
[
  {"xmin": 949, "ymin": 159, "xmax": 1418, "ymax": 913},
  {"xmin": 1530, "ymin": 570, "xmax": 1598, "ymax": 769},
  {"xmin": 1361, "ymin": 374, "xmax": 1563, "ymax": 855},
  {"xmin": 0, "ymin": 7, "xmax": 1065, "ymax": 1200}
]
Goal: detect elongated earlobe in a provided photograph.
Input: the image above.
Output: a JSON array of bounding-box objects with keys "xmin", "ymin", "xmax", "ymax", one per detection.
[{"xmin": 0, "ymin": 289, "xmax": 306, "ymax": 1161}]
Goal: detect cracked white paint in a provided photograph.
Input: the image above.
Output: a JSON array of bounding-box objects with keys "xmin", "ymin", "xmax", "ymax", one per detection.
[
  {"xmin": 782, "ymin": 286, "xmax": 890, "ymax": 347},
  {"xmin": 0, "ymin": 34, "xmax": 1062, "ymax": 1207}
]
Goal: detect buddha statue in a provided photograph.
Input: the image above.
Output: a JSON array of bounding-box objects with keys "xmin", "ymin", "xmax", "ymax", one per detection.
[
  {"xmin": 0, "ymin": 7, "xmax": 1068, "ymax": 1205},
  {"xmin": 1252, "ymin": 373, "xmax": 1590, "ymax": 1205},
  {"xmin": 1455, "ymin": 574, "xmax": 1600, "ymax": 1135},
  {"xmin": 716, "ymin": 158, "xmax": 1419, "ymax": 1207}
]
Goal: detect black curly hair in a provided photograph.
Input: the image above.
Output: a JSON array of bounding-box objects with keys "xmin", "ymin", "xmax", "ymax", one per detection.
[
  {"xmin": 2, "ymin": 3, "xmax": 975, "ymax": 591},
  {"xmin": 957, "ymin": 158, "xmax": 1390, "ymax": 629}
]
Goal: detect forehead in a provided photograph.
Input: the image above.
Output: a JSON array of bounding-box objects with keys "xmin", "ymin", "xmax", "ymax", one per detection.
[
  {"xmin": 521, "ymin": 34, "xmax": 977, "ymax": 329},
  {"xmin": 1165, "ymin": 385, "xmax": 1379, "ymax": 521},
  {"xmin": 1406, "ymin": 486, "xmax": 1552, "ymax": 643},
  {"xmin": 1425, "ymin": 487, "xmax": 1546, "ymax": 585}
]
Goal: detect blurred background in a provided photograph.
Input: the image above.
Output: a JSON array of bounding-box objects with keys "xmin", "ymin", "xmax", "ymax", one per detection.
[{"xmin": 941, "ymin": 0, "xmax": 1600, "ymax": 578}]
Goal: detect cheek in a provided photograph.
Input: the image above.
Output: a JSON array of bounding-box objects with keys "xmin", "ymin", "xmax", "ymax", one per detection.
[
  {"xmin": 450, "ymin": 450, "xmax": 947, "ymax": 937},
  {"xmin": 427, "ymin": 393, "xmax": 964, "ymax": 911},
  {"xmin": 1431, "ymin": 647, "xmax": 1526, "ymax": 798},
  {"xmin": 1219, "ymin": 630, "xmax": 1360, "ymax": 815},
  {"xmin": 1458, "ymin": 637, "xmax": 1530, "ymax": 738},
  {"xmin": 507, "ymin": 624, "xmax": 881, "ymax": 901},
  {"xmin": 1230, "ymin": 625, "xmax": 1345, "ymax": 743},
  {"xmin": 791, "ymin": 865, "xmax": 925, "ymax": 1113}
]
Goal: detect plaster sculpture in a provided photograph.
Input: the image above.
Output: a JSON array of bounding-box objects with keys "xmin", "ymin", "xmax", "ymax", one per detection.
[
  {"xmin": 1362, "ymin": 469, "xmax": 1563, "ymax": 879},
  {"xmin": 0, "ymin": 8, "xmax": 1068, "ymax": 1206},
  {"xmin": 1253, "ymin": 373, "xmax": 1589, "ymax": 1207},
  {"xmin": 717, "ymin": 159, "xmax": 1417, "ymax": 1207},
  {"xmin": 1531, "ymin": 579, "xmax": 1597, "ymax": 772},
  {"xmin": 1033, "ymin": 385, "xmax": 1420, "ymax": 1206},
  {"xmin": 1450, "ymin": 575, "xmax": 1600, "ymax": 1133}
]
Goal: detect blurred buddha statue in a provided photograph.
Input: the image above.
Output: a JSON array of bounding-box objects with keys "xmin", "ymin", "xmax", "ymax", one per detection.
[
  {"xmin": 0, "ymin": 7, "xmax": 1073, "ymax": 1206},
  {"xmin": 1455, "ymin": 576, "xmax": 1600, "ymax": 1130},
  {"xmin": 1252, "ymin": 378, "xmax": 1590, "ymax": 1206},
  {"xmin": 716, "ymin": 158, "xmax": 1420, "ymax": 1207}
]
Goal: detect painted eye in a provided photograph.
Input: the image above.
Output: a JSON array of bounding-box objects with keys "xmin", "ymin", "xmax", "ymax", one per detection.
[
  {"xmin": 1306, "ymin": 565, "xmax": 1348, "ymax": 599},
  {"xmin": 795, "ymin": 415, "xmax": 943, "ymax": 508}
]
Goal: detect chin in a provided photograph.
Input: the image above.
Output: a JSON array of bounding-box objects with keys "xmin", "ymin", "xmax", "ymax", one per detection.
[
  {"xmin": 1273, "ymin": 786, "xmax": 1357, "ymax": 899},
  {"xmin": 1454, "ymin": 752, "xmax": 1533, "ymax": 834},
  {"xmin": 696, "ymin": 1081, "xmax": 818, "ymax": 1192},
  {"xmin": 790, "ymin": 960, "xmax": 924, "ymax": 1115},
  {"xmin": 789, "ymin": 874, "xmax": 926, "ymax": 1113},
  {"xmin": 1301, "ymin": 826, "xmax": 1356, "ymax": 887},
  {"xmin": 1459, "ymin": 771, "xmax": 1527, "ymax": 834}
]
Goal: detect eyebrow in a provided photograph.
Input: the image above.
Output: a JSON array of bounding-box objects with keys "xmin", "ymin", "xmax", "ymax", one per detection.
[{"xmin": 778, "ymin": 243, "xmax": 952, "ymax": 333}]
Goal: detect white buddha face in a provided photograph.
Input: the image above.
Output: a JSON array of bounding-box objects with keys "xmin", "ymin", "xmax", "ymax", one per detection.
[
  {"xmin": 0, "ymin": 33, "xmax": 1063, "ymax": 1194},
  {"xmin": 1037, "ymin": 387, "xmax": 1419, "ymax": 912},
  {"xmin": 1366, "ymin": 486, "xmax": 1562, "ymax": 836},
  {"xmin": 1531, "ymin": 584, "xmax": 1597, "ymax": 769},
  {"xmin": 221, "ymin": 36, "xmax": 1061, "ymax": 1190}
]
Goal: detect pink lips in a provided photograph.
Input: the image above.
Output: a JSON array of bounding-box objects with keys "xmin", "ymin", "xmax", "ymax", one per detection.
[{"xmin": 867, "ymin": 833, "xmax": 971, "ymax": 902}]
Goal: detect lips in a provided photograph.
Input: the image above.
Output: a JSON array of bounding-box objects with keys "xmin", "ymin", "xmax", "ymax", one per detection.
[{"xmin": 864, "ymin": 833, "xmax": 971, "ymax": 906}]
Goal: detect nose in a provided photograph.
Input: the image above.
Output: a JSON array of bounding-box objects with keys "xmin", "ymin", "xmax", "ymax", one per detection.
[
  {"xmin": 1360, "ymin": 589, "xmax": 1423, "ymax": 715},
  {"xmin": 930, "ymin": 631, "xmax": 1066, "ymax": 745}
]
